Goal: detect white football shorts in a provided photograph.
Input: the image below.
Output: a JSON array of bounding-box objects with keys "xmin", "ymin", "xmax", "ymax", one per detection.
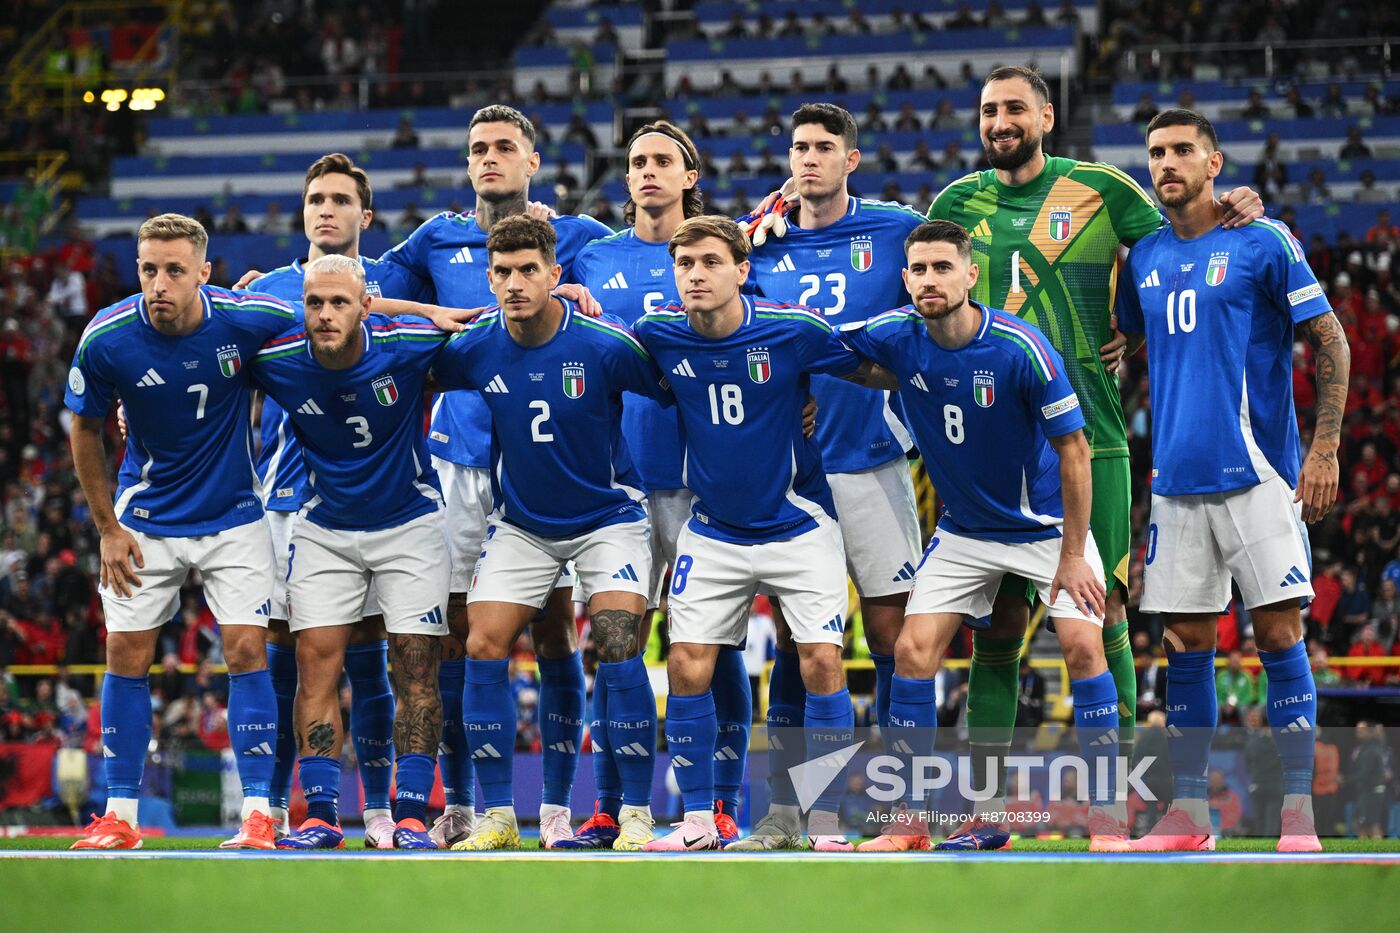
[
  {"xmin": 829, "ymin": 456, "xmax": 923, "ymax": 598},
  {"xmin": 468, "ymin": 517, "xmax": 651, "ymax": 610},
  {"xmin": 100, "ymin": 517, "xmax": 275, "ymax": 632},
  {"xmin": 287, "ymin": 509, "xmax": 449, "ymax": 636},
  {"xmin": 1141, "ymin": 475, "xmax": 1313, "ymax": 614}
]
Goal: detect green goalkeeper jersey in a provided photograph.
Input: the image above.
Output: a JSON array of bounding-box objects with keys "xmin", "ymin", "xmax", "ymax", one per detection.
[{"xmin": 928, "ymin": 155, "xmax": 1162, "ymax": 458}]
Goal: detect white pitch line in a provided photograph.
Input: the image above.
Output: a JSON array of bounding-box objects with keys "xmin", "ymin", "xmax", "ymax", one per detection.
[{"xmin": 3, "ymin": 850, "xmax": 1397, "ymax": 864}]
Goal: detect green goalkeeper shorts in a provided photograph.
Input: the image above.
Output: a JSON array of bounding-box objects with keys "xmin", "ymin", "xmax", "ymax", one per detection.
[{"xmin": 996, "ymin": 455, "xmax": 1132, "ymax": 604}]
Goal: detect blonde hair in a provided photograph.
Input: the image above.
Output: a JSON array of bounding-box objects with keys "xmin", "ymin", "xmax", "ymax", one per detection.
[
  {"xmin": 137, "ymin": 213, "xmax": 209, "ymax": 257},
  {"xmin": 668, "ymin": 215, "xmax": 750, "ymax": 264},
  {"xmin": 303, "ymin": 254, "xmax": 366, "ymax": 294}
]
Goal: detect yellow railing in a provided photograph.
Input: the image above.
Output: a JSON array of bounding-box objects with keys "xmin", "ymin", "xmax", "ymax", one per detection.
[{"xmin": 3, "ymin": 1, "xmax": 183, "ymax": 124}]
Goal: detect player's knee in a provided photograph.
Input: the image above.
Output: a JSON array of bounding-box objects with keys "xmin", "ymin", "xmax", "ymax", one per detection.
[
  {"xmin": 441, "ymin": 633, "xmax": 465, "ymax": 661},
  {"xmin": 797, "ymin": 643, "xmax": 845, "ymax": 693},
  {"xmin": 105, "ymin": 634, "xmax": 156, "ymax": 678},
  {"xmin": 465, "ymin": 628, "xmax": 509, "ymax": 661},
  {"xmin": 350, "ymin": 614, "xmax": 387, "ymax": 643},
  {"xmin": 530, "ymin": 619, "xmax": 577, "ymax": 658},
  {"xmin": 222, "ymin": 628, "xmax": 268, "ymax": 674}
]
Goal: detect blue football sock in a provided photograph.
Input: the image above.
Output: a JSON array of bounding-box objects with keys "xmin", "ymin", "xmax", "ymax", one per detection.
[
  {"xmin": 712, "ymin": 646, "xmax": 752, "ymax": 815},
  {"xmin": 393, "ymin": 752, "xmax": 435, "ymax": 824},
  {"xmin": 1259, "ymin": 641, "xmax": 1317, "ymax": 796},
  {"xmin": 870, "ymin": 652, "xmax": 895, "ymax": 732},
  {"xmin": 298, "ymin": 755, "xmax": 340, "ymax": 825},
  {"xmin": 537, "ymin": 652, "xmax": 585, "ymax": 809},
  {"xmin": 100, "ymin": 672, "xmax": 152, "ymax": 802},
  {"xmin": 345, "ymin": 641, "xmax": 395, "ymax": 812},
  {"xmin": 804, "ymin": 688, "xmax": 855, "ymax": 816},
  {"xmin": 589, "ymin": 673, "xmax": 622, "ymax": 818},
  {"xmin": 265, "ymin": 644, "xmax": 298, "ymax": 810},
  {"xmin": 463, "ymin": 658, "xmax": 515, "ymax": 809},
  {"xmin": 1070, "ymin": 671, "xmax": 1120, "ymax": 807},
  {"xmin": 665, "ymin": 691, "xmax": 717, "ymax": 814},
  {"xmin": 767, "ymin": 649, "xmax": 806, "ymax": 808},
  {"xmin": 227, "ymin": 669, "xmax": 277, "ymax": 800},
  {"xmin": 888, "ymin": 675, "xmax": 937, "ymax": 808},
  {"xmin": 437, "ymin": 659, "xmax": 473, "ymax": 810},
  {"xmin": 1166, "ymin": 649, "xmax": 1218, "ymax": 801},
  {"xmin": 601, "ymin": 655, "xmax": 658, "ymax": 807}
]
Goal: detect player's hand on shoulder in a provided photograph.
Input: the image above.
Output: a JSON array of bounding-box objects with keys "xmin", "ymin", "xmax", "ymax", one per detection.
[
  {"xmin": 1218, "ymin": 186, "xmax": 1264, "ymax": 229},
  {"xmin": 116, "ymin": 402, "xmax": 128, "ymax": 442},
  {"xmin": 526, "ymin": 201, "xmax": 558, "ymax": 221},
  {"xmin": 233, "ymin": 269, "xmax": 264, "ymax": 290},
  {"xmin": 422, "ymin": 303, "xmax": 487, "ymax": 333},
  {"xmin": 99, "ymin": 524, "xmax": 145, "ymax": 598},
  {"xmin": 742, "ymin": 178, "xmax": 798, "ymax": 246},
  {"xmin": 554, "ymin": 283, "xmax": 602, "ymax": 317},
  {"xmin": 1049, "ymin": 553, "xmax": 1106, "ymax": 620},
  {"xmin": 1295, "ymin": 447, "xmax": 1340, "ymax": 523}
]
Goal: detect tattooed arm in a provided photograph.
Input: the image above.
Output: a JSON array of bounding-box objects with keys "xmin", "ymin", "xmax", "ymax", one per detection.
[
  {"xmin": 390, "ymin": 633, "xmax": 443, "ymax": 755},
  {"xmin": 1295, "ymin": 311, "xmax": 1350, "ymax": 523}
]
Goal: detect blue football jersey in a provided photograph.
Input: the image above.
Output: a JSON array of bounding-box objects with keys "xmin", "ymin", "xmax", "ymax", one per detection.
[
  {"xmin": 380, "ymin": 211, "xmax": 614, "ymax": 469},
  {"xmin": 1115, "ymin": 218, "xmax": 1331, "ymax": 495},
  {"xmin": 746, "ymin": 197, "xmax": 922, "ymax": 473},
  {"xmin": 845, "ymin": 302, "xmax": 1084, "ymax": 543},
  {"xmin": 251, "ymin": 313, "xmax": 447, "ymax": 532},
  {"xmin": 633, "ymin": 296, "xmax": 862, "ymax": 544},
  {"xmin": 431, "ymin": 300, "xmax": 670, "ymax": 539},
  {"xmin": 249, "ymin": 255, "xmax": 434, "ymax": 512},
  {"xmin": 64, "ymin": 286, "xmax": 299, "ymax": 536},
  {"xmin": 574, "ymin": 228, "xmax": 685, "ymax": 491}
]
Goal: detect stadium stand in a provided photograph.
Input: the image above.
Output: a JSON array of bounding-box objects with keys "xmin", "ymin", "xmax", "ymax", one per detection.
[{"xmin": 0, "ymin": 0, "xmax": 1396, "ymax": 839}]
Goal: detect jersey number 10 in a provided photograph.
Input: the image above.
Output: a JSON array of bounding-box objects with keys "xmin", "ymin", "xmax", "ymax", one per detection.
[{"xmin": 1165, "ymin": 289, "xmax": 1197, "ymax": 335}]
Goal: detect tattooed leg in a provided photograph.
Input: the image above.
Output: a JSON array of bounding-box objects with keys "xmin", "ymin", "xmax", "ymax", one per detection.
[
  {"xmin": 390, "ymin": 633, "xmax": 443, "ymax": 756},
  {"xmin": 588, "ymin": 593, "xmax": 648, "ymax": 663},
  {"xmin": 294, "ymin": 624, "xmax": 352, "ymax": 758}
]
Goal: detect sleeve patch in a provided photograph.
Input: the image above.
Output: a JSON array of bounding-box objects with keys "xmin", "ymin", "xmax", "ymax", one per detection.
[
  {"xmin": 68, "ymin": 367, "xmax": 85, "ymax": 396},
  {"xmin": 1287, "ymin": 283, "xmax": 1324, "ymax": 306},
  {"xmin": 1041, "ymin": 393, "xmax": 1081, "ymax": 419}
]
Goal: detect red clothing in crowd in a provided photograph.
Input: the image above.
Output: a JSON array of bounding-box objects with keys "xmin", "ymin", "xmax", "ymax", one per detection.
[
  {"xmin": 1310, "ymin": 572, "xmax": 1342, "ymax": 629},
  {"xmin": 1347, "ymin": 641, "xmax": 1389, "ymax": 686}
]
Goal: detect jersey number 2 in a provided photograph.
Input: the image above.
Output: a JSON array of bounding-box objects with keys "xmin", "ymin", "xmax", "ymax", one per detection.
[{"xmin": 530, "ymin": 400, "xmax": 555, "ymax": 442}]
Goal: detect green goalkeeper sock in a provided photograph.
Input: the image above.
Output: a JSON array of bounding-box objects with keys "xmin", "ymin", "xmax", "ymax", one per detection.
[
  {"xmin": 1102, "ymin": 620, "xmax": 1136, "ymax": 772},
  {"xmin": 967, "ymin": 633, "xmax": 1024, "ymax": 808}
]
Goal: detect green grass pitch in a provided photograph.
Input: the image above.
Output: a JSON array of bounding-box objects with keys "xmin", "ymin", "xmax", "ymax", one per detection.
[{"xmin": 4, "ymin": 838, "xmax": 1396, "ymax": 932}]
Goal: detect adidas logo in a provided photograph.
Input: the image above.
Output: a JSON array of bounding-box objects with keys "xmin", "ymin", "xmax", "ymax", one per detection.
[
  {"xmin": 102, "ymin": 745, "xmax": 116, "ymax": 758},
  {"xmin": 136, "ymin": 368, "xmax": 165, "ymax": 387},
  {"xmin": 1089, "ymin": 729, "xmax": 1120, "ymax": 748},
  {"xmin": 419, "ymin": 606, "xmax": 444, "ymax": 627},
  {"xmin": 891, "ymin": 561, "xmax": 917, "ymax": 583},
  {"xmin": 448, "ymin": 247, "xmax": 473, "ymax": 264},
  {"xmin": 1282, "ymin": 715, "xmax": 1312, "ymax": 734},
  {"xmin": 617, "ymin": 742, "xmax": 650, "ymax": 757},
  {"xmin": 296, "ymin": 399, "xmax": 324, "ymax": 416},
  {"xmin": 821, "ymin": 614, "xmax": 845, "ymax": 634},
  {"xmin": 472, "ymin": 743, "xmax": 503, "ymax": 760},
  {"xmin": 770, "ymin": 254, "xmax": 796, "ymax": 273},
  {"xmin": 364, "ymin": 757, "xmax": 393, "ymax": 767},
  {"xmin": 1280, "ymin": 565, "xmax": 1308, "ymax": 587},
  {"xmin": 671, "ymin": 358, "xmax": 696, "ymax": 378},
  {"xmin": 1140, "ymin": 269, "xmax": 1161, "ymax": 289},
  {"xmin": 548, "ymin": 740, "xmax": 577, "ymax": 754},
  {"xmin": 484, "ymin": 374, "xmax": 508, "ymax": 394},
  {"xmin": 909, "ymin": 373, "xmax": 928, "ymax": 392},
  {"xmin": 611, "ymin": 564, "xmax": 640, "ymax": 582},
  {"xmin": 671, "ymin": 754, "xmax": 694, "ymax": 767},
  {"xmin": 254, "ymin": 599, "xmax": 272, "ymax": 616},
  {"xmin": 438, "ymin": 742, "xmax": 453, "ymax": 755},
  {"xmin": 971, "ymin": 219, "xmax": 992, "ymax": 239},
  {"xmin": 601, "ymin": 272, "xmax": 629, "ymax": 290},
  {"xmin": 245, "ymin": 741, "xmax": 275, "ymax": 756},
  {"xmin": 1165, "ymin": 724, "xmax": 1183, "ymax": 738},
  {"xmin": 891, "ymin": 739, "xmax": 914, "ymax": 755},
  {"xmin": 714, "ymin": 746, "xmax": 740, "ymax": 761}
]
